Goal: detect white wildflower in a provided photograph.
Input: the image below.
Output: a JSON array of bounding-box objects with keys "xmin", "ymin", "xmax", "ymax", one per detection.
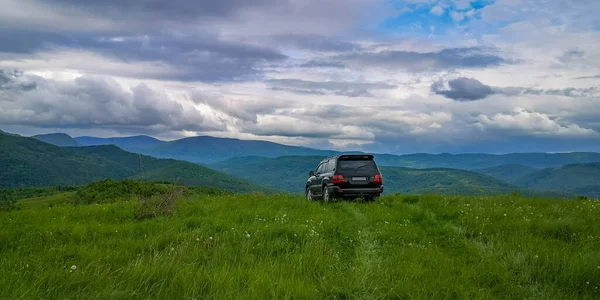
[
  {"xmin": 70, "ymin": 265, "xmax": 77, "ymax": 271},
  {"xmin": 196, "ymin": 238, "xmax": 200, "ymax": 241},
  {"xmin": 209, "ymin": 236, "xmax": 213, "ymax": 240},
  {"xmin": 246, "ymin": 233, "xmax": 251, "ymax": 238}
]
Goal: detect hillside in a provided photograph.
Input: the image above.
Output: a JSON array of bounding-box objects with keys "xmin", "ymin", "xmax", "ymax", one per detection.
[
  {"xmin": 32, "ymin": 133, "xmax": 81, "ymax": 147},
  {"xmin": 40, "ymin": 132, "xmax": 600, "ymax": 168},
  {"xmin": 74, "ymin": 135, "xmax": 339, "ymax": 164},
  {"xmin": 380, "ymin": 167, "xmax": 519, "ymax": 195},
  {"xmin": 0, "ymin": 132, "xmax": 270, "ymax": 193},
  {"xmin": 211, "ymin": 156, "xmax": 519, "ymax": 195},
  {"xmin": 143, "ymin": 136, "xmax": 339, "ymax": 164},
  {"xmin": 375, "ymin": 152, "xmax": 600, "ymax": 169},
  {"xmin": 514, "ymin": 162, "xmax": 600, "ymax": 195},
  {"xmin": 2, "ymin": 192, "xmax": 598, "ymax": 299},
  {"xmin": 474, "ymin": 164, "xmax": 538, "ymax": 182},
  {"xmin": 75, "ymin": 135, "xmax": 165, "ymax": 153}
]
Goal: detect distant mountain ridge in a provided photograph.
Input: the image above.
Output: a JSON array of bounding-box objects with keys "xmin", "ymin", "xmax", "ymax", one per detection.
[
  {"xmin": 12, "ymin": 131, "xmax": 600, "ymax": 169},
  {"xmin": 514, "ymin": 162, "xmax": 600, "ymax": 197},
  {"xmin": 75, "ymin": 135, "xmax": 165, "ymax": 152},
  {"xmin": 375, "ymin": 152, "xmax": 600, "ymax": 169},
  {"xmin": 33, "ymin": 133, "xmax": 81, "ymax": 147},
  {"xmin": 0, "ymin": 131, "xmax": 272, "ymax": 193},
  {"xmin": 474, "ymin": 164, "xmax": 539, "ymax": 182},
  {"xmin": 75, "ymin": 135, "xmax": 339, "ymax": 164}
]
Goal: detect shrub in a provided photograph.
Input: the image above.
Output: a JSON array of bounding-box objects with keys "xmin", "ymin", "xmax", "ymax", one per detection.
[
  {"xmin": 403, "ymin": 195, "xmax": 420, "ymax": 204},
  {"xmin": 133, "ymin": 186, "xmax": 184, "ymax": 220},
  {"xmin": 0, "ymin": 198, "xmax": 19, "ymax": 211},
  {"xmin": 73, "ymin": 179, "xmax": 169, "ymax": 205}
]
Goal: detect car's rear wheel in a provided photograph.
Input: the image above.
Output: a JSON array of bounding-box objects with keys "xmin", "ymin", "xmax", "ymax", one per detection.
[
  {"xmin": 322, "ymin": 186, "xmax": 332, "ymax": 202},
  {"xmin": 306, "ymin": 187, "xmax": 314, "ymax": 201},
  {"xmin": 364, "ymin": 196, "xmax": 377, "ymax": 202}
]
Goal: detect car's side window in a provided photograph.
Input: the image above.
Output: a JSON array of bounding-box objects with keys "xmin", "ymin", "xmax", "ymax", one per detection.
[
  {"xmin": 328, "ymin": 160, "xmax": 335, "ymax": 172},
  {"xmin": 315, "ymin": 163, "xmax": 324, "ymax": 174}
]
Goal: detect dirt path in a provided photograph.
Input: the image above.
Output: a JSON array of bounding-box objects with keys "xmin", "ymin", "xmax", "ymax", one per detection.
[{"xmin": 345, "ymin": 204, "xmax": 382, "ymax": 298}]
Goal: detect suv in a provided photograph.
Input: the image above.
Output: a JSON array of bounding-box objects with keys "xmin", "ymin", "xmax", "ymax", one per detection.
[{"xmin": 306, "ymin": 154, "xmax": 383, "ymax": 202}]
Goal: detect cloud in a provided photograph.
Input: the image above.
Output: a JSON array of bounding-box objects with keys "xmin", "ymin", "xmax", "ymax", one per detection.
[
  {"xmin": 266, "ymin": 79, "xmax": 396, "ymax": 97},
  {"xmin": 299, "ymin": 60, "xmax": 346, "ymax": 68},
  {"xmin": 430, "ymin": 6, "xmax": 445, "ymax": 16},
  {"xmin": 450, "ymin": 11, "xmax": 465, "ymax": 21},
  {"xmin": 270, "ymin": 34, "xmax": 363, "ymax": 52},
  {"xmin": 475, "ymin": 108, "xmax": 597, "ymax": 137},
  {"xmin": 0, "ymin": 29, "xmax": 287, "ymax": 82},
  {"xmin": 191, "ymin": 91, "xmax": 282, "ymax": 123},
  {"xmin": 0, "ymin": 70, "xmax": 223, "ymax": 133},
  {"xmin": 0, "ymin": 69, "xmax": 38, "ymax": 91},
  {"xmin": 575, "ymin": 75, "xmax": 600, "ymax": 80},
  {"xmin": 432, "ymin": 77, "xmax": 494, "ymax": 101},
  {"xmin": 433, "ymin": 77, "xmax": 600, "ymax": 101},
  {"xmin": 335, "ymin": 47, "xmax": 510, "ymax": 72}
]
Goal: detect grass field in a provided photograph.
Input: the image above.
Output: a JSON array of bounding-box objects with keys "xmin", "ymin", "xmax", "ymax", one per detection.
[{"xmin": 1, "ymin": 191, "xmax": 599, "ymax": 299}]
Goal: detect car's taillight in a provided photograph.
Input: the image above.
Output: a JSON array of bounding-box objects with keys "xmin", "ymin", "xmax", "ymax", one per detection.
[
  {"xmin": 373, "ymin": 174, "xmax": 383, "ymax": 184},
  {"xmin": 332, "ymin": 174, "xmax": 345, "ymax": 185}
]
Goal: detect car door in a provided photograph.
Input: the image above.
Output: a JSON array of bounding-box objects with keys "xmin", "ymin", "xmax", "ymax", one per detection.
[{"xmin": 310, "ymin": 162, "xmax": 325, "ymax": 193}]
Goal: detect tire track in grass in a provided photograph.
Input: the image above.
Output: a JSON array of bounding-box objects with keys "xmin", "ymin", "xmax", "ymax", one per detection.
[{"xmin": 345, "ymin": 203, "xmax": 381, "ymax": 298}]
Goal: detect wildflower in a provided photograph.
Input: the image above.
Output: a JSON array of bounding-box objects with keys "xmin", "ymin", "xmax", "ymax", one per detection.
[
  {"xmin": 70, "ymin": 265, "xmax": 77, "ymax": 271},
  {"xmin": 170, "ymin": 247, "xmax": 175, "ymax": 251},
  {"xmin": 209, "ymin": 236, "xmax": 213, "ymax": 240},
  {"xmin": 246, "ymin": 233, "xmax": 251, "ymax": 238},
  {"xmin": 503, "ymin": 214, "xmax": 507, "ymax": 217},
  {"xmin": 479, "ymin": 232, "xmax": 482, "ymax": 235},
  {"xmin": 196, "ymin": 238, "xmax": 200, "ymax": 241}
]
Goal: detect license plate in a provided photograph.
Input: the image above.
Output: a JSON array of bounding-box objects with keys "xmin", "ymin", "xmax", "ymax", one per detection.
[{"xmin": 352, "ymin": 177, "xmax": 367, "ymax": 181}]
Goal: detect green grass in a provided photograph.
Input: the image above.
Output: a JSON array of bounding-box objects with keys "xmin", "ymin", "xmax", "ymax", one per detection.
[{"xmin": 1, "ymin": 192, "xmax": 599, "ymax": 299}]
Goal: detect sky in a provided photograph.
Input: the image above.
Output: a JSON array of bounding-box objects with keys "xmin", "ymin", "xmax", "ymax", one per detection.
[{"xmin": 1, "ymin": 0, "xmax": 599, "ymax": 154}]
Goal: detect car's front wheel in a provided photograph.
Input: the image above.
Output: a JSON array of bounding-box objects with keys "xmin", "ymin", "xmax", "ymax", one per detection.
[{"xmin": 306, "ymin": 187, "xmax": 314, "ymax": 201}]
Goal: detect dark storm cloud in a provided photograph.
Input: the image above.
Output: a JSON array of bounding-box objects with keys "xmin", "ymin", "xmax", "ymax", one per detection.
[
  {"xmin": 575, "ymin": 75, "xmax": 600, "ymax": 79},
  {"xmin": 432, "ymin": 77, "xmax": 495, "ymax": 101},
  {"xmin": 558, "ymin": 49, "xmax": 585, "ymax": 63},
  {"xmin": 0, "ymin": 29, "xmax": 71, "ymax": 54},
  {"xmin": 273, "ymin": 34, "xmax": 363, "ymax": 52},
  {"xmin": 334, "ymin": 47, "xmax": 510, "ymax": 71},
  {"xmin": 0, "ymin": 70, "xmax": 224, "ymax": 132},
  {"xmin": 44, "ymin": 0, "xmax": 280, "ymax": 20},
  {"xmin": 267, "ymin": 79, "xmax": 396, "ymax": 97},
  {"xmin": 0, "ymin": 69, "xmax": 38, "ymax": 91},
  {"xmin": 299, "ymin": 60, "xmax": 346, "ymax": 68},
  {"xmin": 433, "ymin": 77, "xmax": 599, "ymax": 101},
  {"xmin": 0, "ymin": 29, "xmax": 287, "ymax": 81}
]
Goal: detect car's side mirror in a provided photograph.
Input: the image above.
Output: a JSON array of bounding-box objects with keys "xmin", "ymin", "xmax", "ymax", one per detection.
[{"xmin": 309, "ymin": 170, "xmax": 315, "ymax": 177}]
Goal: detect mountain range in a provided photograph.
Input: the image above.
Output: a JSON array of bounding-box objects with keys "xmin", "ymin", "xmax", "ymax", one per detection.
[
  {"xmin": 211, "ymin": 155, "xmax": 598, "ymax": 197},
  {"xmin": 32, "ymin": 132, "xmax": 600, "ymax": 169},
  {"xmin": 2, "ymin": 130, "xmax": 599, "ymax": 197},
  {"xmin": 211, "ymin": 156, "xmax": 520, "ymax": 195},
  {"xmin": 0, "ymin": 132, "xmax": 271, "ymax": 193}
]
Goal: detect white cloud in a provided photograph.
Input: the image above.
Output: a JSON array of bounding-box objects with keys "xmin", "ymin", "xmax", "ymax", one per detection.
[
  {"xmin": 430, "ymin": 6, "xmax": 445, "ymax": 16},
  {"xmin": 450, "ymin": 11, "xmax": 465, "ymax": 21},
  {"xmin": 475, "ymin": 107, "xmax": 597, "ymax": 137}
]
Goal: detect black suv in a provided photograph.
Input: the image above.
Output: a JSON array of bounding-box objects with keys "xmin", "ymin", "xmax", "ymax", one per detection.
[{"xmin": 306, "ymin": 154, "xmax": 384, "ymax": 202}]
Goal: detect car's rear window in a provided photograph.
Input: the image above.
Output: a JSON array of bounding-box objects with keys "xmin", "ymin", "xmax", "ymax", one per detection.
[{"xmin": 337, "ymin": 159, "xmax": 378, "ymax": 172}]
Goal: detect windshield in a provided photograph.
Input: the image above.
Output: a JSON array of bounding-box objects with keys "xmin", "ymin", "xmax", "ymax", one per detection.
[{"xmin": 337, "ymin": 160, "xmax": 378, "ymax": 172}]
